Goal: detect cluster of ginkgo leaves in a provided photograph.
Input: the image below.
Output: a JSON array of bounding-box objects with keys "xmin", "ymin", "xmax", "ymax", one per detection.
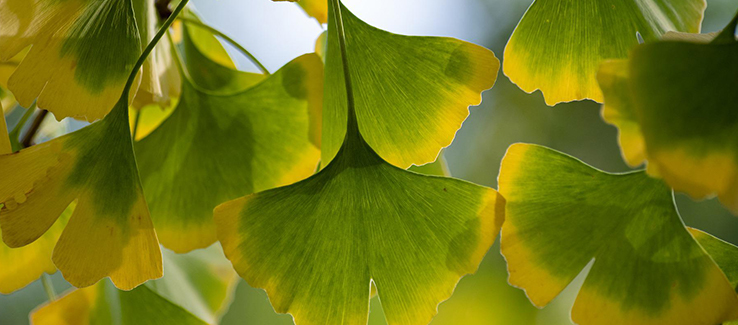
[{"xmin": 0, "ymin": 0, "xmax": 738, "ymax": 324}]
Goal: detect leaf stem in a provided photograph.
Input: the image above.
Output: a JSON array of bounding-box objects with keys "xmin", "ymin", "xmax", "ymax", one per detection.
[
  {"xmin": 328, "ymin": 0, "xmax": 358, "ymax": 133},
  {"xmin": 122, "ymin": 0, "xmax": 191, "ymax": 98},
  {"xmin": 177, "ymin": 16, "xmax": 270, "ymax": 75},
  {"xmin": 20, "ymin": 109, "xmax": 48, "ymax": 148},
  {"xmin": 41, "ymin": 273, "xmax": 56, "ymax": 302}
]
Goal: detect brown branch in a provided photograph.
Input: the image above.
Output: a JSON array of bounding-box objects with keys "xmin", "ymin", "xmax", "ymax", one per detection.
[{"xmin": 20, "ymin": 109, "xmax": 48, "ymax": 148}]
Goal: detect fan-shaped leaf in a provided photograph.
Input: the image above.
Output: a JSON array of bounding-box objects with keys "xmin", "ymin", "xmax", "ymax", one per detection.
[
  {"xmin": 215, "ymin": 132, "xmax": 502, "ymax": 325},
  {"xmin": 0, "ymin": 100, "xmax": 161, "ymax": 290},
  {"xmin": 215, "ymin": 4, "xmax": 502, "ymax": 318},
  {"xmin": 498, "ymin": 143, "xmax": 738, "ymax": 325},
  {"xmin": 322, "ymin": 2, "xmax": 499, "ymax": 168},
  {"xmin": 598, "ymin": 19, "xmax": 738, "ymax": 213},
  {"xmin": 504, "ymin": 0, "xmax": 705, "ymax": 105},
  {"xmin": 135, "ymin": 25, "xmax": 322, "ymax": 253},
  {"xmin": 0, "ymin": 0, "xmax": 161, "ymax": 121},
  {"xmin": 31, "ymin": 246, "xmax": 237, "ymax": 325}
]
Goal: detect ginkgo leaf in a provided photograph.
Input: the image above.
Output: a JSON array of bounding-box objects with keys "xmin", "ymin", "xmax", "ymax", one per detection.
[
  {"xmin": 688, "ymin": 228, "xmax": 738, "ymax": 325},
  {"xmin": 498, "ymin": 143, "xmax": 738, "ymax": 325},
  {"xmin": 178, "ymin": 22, "xmax": 266, "ymax": 93},
  {"xmin": 0, "ymin": 0, "xmax": 160, "ymax": 121},
  {"xmin": 689, "ymin": 228, "xmax": 738, "ymax": 289},
  {"xmin": 0, "ymin": 99, "xmax": 161, "ymax": 290},
  {"xmin": 322, "ymin": 2, "xmax": 499, "ymax": 169},
  {"xmin": 31, "ymin": 245, "xmax": 238, "ymax": 325},
  {"xmin": 215, "ymin": 131, "xmax": 502, "ymax": 325},
  {"xmin": 214, "ymin": 3, "xmax": 503, "ymax": 318},
  {"xmin": 134, "ymin": 25, "xmax": 322, "ymax": 253},
  {"xmin": 598, "ymin": 18, "xmax": 738, "ymax": 213},
  {"xmin": 297, "ymin": 0, "xmax": 328, "ymax": 24},
  {"xmin": 0, "ymin": 104, "xmax": 71, "ymax": 295},
  {"xmin": 0, "ymin": 49, "xmax": 24, "ymax": 90},
  {"xmin": 0, "ymin": 206, "xmax": 71, "ymax": 295},
  {"xmin": 504, "ymin": 0, "xmax": 705, "ymax": 106}
]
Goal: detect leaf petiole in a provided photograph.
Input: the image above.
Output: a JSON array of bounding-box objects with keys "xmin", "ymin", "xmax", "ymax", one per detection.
[
  {"xmin": 40, "ymin": 273, "xmax": 56, "ymax": 302},
  {"xmin": 177, "ymin": 17, "xmax": 270, "ymax": 75},
  {"xmin": 20, "ymin": 109, "xmax": 48, "ymax": 148},
  {"xmin": 122, "ymin": 0, "xmax": 191, "ymax": 99},
  {"xmin": 328, "ymin": 0, "xmax": 359, "ymax": 133}
]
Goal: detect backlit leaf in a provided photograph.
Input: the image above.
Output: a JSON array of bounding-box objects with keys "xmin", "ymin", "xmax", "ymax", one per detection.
[
  {"xmin": 134, "ymin": 24, "xmax": 322, "ymax": 253},
  {"xmin": 0, "ymin": 0, "xmax": 160, "ymax": 121},
  {"xmin": 0, "ymin": 104, "xmax": 72, "ymax": 294},
  {"xmin": 498, "ymin": 143, "xmax": 738, "ymax": 325},
  {"xmin": 689, "ymin": 228, "xmax": 738, "ymax": 325},
  {"xmin": 297, "ymin": 0, "xmax": 328, "ymax": 24},
  {"xmin": 215, "ymin": 4, "xmax": 503, "ymax": 318},
  {"xmin": 598, "ymin": 19, "xmax": 738, "ymax": 213},
  {"xmin": 215, "ymin": 131, "xmax": 502, "ymax": 325},
  {"xmin": 31, "ymin": 246, "xmax": 237, "ymax": 325},
  {"xmin": 322, "ymin": 2, "xmax": 499, "ymax": 168},
  {"xmin": 504, "ymin": 0, "xmax": 705, "ymax": 105},
  {"xmin": 0, "ymin": 100, "xmax": 161, "ymax": 290}
]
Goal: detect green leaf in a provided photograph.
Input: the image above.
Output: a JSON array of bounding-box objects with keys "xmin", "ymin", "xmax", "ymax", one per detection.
[
  {"xmin": 689, "ymin": 228, "xmax": 738, "ymax": 325},
  {"xmin": 504, "ymin": 0, "xmax": 705, "ymax": 105},
  {"xmin": 134, "ymin": 25, "xmax": 322, "ymax": 253},
  {"xmin": 0, "ymin": 100, "xmax": 161, "ymax": 290},
  {"xmin": 498, "ymin": 143, "xmax": 738, "ymax": 325},
  {"xmin": 214, "ymin": 5, "xmax": 503, "ymax": 318},
  {"xmin": 214, "ymin": 136, "xmax": 502, "ymax": 324},
  {"xmin": 0, "ymin": 0, "xmax": 158, "ymax": 121},
  {"xmin": 598, "ymin": 20, "xmax": 738, "ymax": 213},
  {"xmin": 177, "ymin": 15, "xmax": 265, "ymax": 93},
  {"xmin": 322, "ymin": 2, "xmax": 499, "ymax": 169},
  {"xmin": 30, "ymin": 245, "xmax": 237, "ymax": 325}
]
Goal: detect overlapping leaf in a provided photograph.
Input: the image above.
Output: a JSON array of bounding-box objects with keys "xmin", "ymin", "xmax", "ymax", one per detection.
[
  {"xmin": 598, "ymin": 17, "xmax": 738, "ymax": 213},
  {"xmin": 689, "ymin": 228, "xmax": 738, "ymax": 325},
  {"xmin": 215, "ymin": 124, "xmax": 502, "ymax": 325},
  {"xmin": 134, "ymin": 25, "xmax": 322, "ymax": 253},
  {"xmin": 498, "ymin": 143, "xmax": 738, "ymax": 325},
  {"xmin": 0, "ymin": 105, "xmax": 69, "ymax": 294},
  {"xmin": 0, "ymin": 99, "xmax": 161, "ymax": 290},
  {"xmin": 504, "ymin": 0, "xmax": 705, "ymax": 105},
  {"xmin": 322, "ymin": 2, "xmax": 499, "ymax": 168},
  {"xmin": 31, "ymin": 246, "xmax": 237, "ymax": 325},
  {"xmin": 0, "ymin": 0, "xmax": 163, "ymax": 120},
  {"xmin": 214, "ymin": 4, "xmax": 503, "ymax": 323}
]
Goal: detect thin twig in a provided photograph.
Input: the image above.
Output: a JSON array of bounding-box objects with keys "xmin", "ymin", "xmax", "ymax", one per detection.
[
  {"xmin": 20, "ymin": 109, "xmax": 48, "ymax": 148},
  {"xmin": 41, "ymin": 273, "xmax": 56, "ymax": 302},
  {"xmin": 177, "ymin": 16, "xmax": 271, "ymax": 75}
]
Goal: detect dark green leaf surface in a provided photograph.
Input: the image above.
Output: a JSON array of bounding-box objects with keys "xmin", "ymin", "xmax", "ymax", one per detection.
[
  {"xmin": 498, "ymin": 143, "xmax": 738, "ymax": 325},
  {"xmin": 135, "ymin": 27, "xmax": 322, "ymax": 253},
  {"xmin": 598, "ymin": 20, "xmax": 738, "ymax": 213}
]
